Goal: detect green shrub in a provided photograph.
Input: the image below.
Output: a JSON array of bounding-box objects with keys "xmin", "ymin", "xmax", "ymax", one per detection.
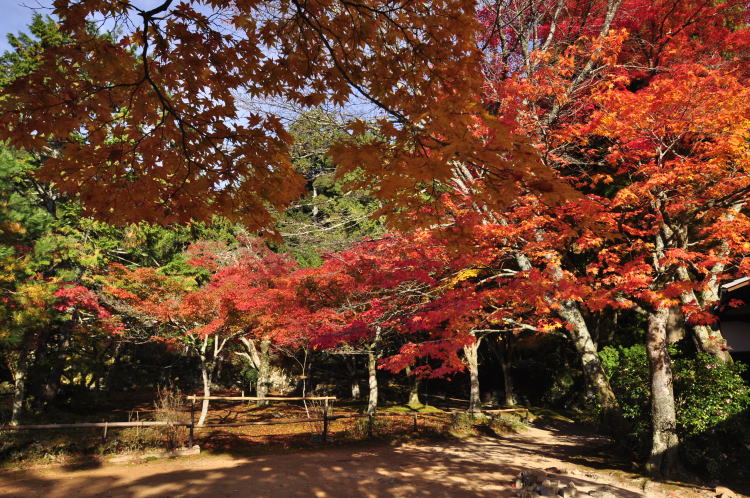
[
  {"xmin": 600, "ymin": 345, "xmax": 750, "ymax": 479},
  {"xmin": 489, "ymin": 414, "xmax": 526, "ymax": 433},
  {"xmin": 447, "ymin": 411, "xmax": 487, "ymax": 435},
  {"xmin": 347, "ymin": 415, "xmax": 398, "ymax": 439}
]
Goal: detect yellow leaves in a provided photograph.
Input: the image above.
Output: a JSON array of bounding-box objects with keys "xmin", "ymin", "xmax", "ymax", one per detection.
[
  {"xmin": 439, "ymin": 268, "xmax": 481, "ymax": 291},
  {"xmin": 592, "ymin": 174, "xmax": 614, "ymax": 185}
]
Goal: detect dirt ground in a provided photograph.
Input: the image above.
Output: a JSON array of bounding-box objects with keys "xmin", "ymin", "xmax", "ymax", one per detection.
[{"xmin": 0, "ymin": 422, "xmax": 733, "ymax": 498}]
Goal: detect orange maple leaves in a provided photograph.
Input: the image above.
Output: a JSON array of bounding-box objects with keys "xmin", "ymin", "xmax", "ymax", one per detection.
[{"xmin": 0, "ymin": 0, "xmax": 555, "ymax": 232}]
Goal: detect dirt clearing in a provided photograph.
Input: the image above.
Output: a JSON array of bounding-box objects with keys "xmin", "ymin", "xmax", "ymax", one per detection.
[{"xmin": 0, "ymin": 423, "xmax": 728, "ymax": 497}]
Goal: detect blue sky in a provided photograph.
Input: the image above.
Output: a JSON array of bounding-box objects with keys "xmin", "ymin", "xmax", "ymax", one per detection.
[{"xmin": 0, "ymin": 1, "xmax": 51, "ymax": 53}]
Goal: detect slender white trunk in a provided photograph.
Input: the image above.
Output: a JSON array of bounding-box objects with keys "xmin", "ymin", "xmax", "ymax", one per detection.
[
  {"xmin": 463, "ymin": 337, "xmax": 482, "ymax": 414},
  {"xmin": 366, "ymin": 330, "xmax": 382, "ymax": 414},
  {"xmin": 197, "ymin": 362, "xmax": 211, "ymax": 427},
  {"xmin": 367, "ymin": 350, "xmax": 378, "ymax": 414},
  {"xmin": 196, "ymin": 338, "xmax": 211, "ymax": 427}
]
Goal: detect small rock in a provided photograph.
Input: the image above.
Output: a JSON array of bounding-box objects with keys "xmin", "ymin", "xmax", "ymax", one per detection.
[
  {"xmin": 522, "ymin": 469, "xmax": 548, "ymax": 486},
  {"xmin": 715, "ymin": 486, "xmax": 737, "ymax": 498},
  {"xmin": 538, "ymin": 479, "xmax": 559, "ymax": 497},
  {"xmin": 558, "ymin": 482, "xmax": 578, "ymax": 498},
  {"xmin": 545, "ymin": 467, "xmax": 562, "ymax": 474},
  {"xmin": 516, "ymin": 490, "xmax": 537, "ymax": 498},
  {"xmin": 588, "ymin": 490, "xmax": 616, "ymax": 498}
]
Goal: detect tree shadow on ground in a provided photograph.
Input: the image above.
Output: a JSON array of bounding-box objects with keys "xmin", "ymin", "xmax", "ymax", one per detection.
[{"xmin": 0, "ymin": 418, "xmax": 692, "ymax": 498}]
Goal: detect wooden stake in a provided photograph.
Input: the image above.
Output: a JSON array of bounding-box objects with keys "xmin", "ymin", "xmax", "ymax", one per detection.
[
  {"xmin": 189, "ymin": 399, "xmax": 195, "ymax": 448},
  {"xmin": 322, "ymin": 399, "xmax": 329, "ymax": 443}
]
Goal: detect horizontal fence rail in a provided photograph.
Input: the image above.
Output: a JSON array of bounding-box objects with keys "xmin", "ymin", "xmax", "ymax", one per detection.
[
  {"xmin": 0, "ymin": 421, "xmax": 190, "ymax": 430},
  {"xmin": 186, "ymin": 396, "xmax": 337, "ymax": 401},
  {"xmin": 2, "ymin": 393, "xmax": 451, "ymax": 449}
]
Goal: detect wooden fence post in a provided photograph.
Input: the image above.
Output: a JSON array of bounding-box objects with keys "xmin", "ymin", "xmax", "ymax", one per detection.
[
  {"xmin": 189, "ymin": 399, "xmax": 195, "ymax": 448},
  {"xmin": 102, "ymin": 421, "xmax": 108, "ymax": 442},
  {"xmin": 413, "ymin": 413, "xmax": 418, "ymax": 432},
  {"xmin": 367, "ymin": 413, "xmax": 374, "ymax": 438},
  {"xmin": 322, "ymin": 399, "xmax": 329, "ymax": 443}
]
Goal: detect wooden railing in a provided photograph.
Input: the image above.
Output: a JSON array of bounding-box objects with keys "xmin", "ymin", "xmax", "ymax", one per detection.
[
  {"xmin": 1, "ymin": 396, "xmax": 449, "ymax": 448},
  {"xmin": 185, "ymin": 395, "xmax": 338, "ymax": 445}
]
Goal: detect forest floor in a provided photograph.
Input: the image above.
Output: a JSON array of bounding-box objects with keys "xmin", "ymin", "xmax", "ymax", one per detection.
[{"xmin": 0, "ymin": 415, "xmax": 737, "ymax": 498}]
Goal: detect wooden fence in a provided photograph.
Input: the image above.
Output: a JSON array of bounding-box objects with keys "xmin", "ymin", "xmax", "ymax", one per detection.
[{"xmin": 0, "ymin": 396, "xmax": 447, "ymax": 448}]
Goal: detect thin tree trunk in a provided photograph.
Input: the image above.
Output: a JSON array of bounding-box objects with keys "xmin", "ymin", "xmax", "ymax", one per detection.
[
  {"xmin": 557, "ymin": 301, "xmax": 620, "ymax": 415},
  {"xmin": 366, "ymin": 350, "xmax": 378, "ymax": 414},
  {"xmin": 346, "ymin": 356, "xmax": 360, "ymax": 400},
  {"xmin": 675, "ymin": 267, "xmax": 732, "ymax": 362},
  {"xmin": 405, "ymin": 366, "xmax": 421, "ymax": 408},
  {"xmin": 366, "ymin": 329, "xmax": 382, "ymax": 415},
  {"xmin": 500, "ymin": 358, "xmax": 516, "ymax": 407},
  {"xmin": 489, "ymin": 334, "xmax": 517, "ymax": 407},
  {"xmin": 196, "ymin": 338, "xmax": 212, "ymax": 427},
  {"xmin": 645, "ymin": 307, "xmax": 681, "ymax": 478},
  {"xmin": 463, "ymin": 336, "xmax": 482, "ymax": 414},
  {"xmin": 10, "ymin": 331, "xmax": 34, "ymax": 426},
  {"xmin": 257, "ymin": 339, "xmax": 271, "ymax": 406},
  {"xmin": 494, "ymin": 334, "xmax": 517, "ymax": 407},
  {"xmin": 515, "ymin": 253, "xmax": 619, "ymax": 417},
  {"xmin": 197, "ymin": 361, "xmax": 211, "ymax": 427},
  {"xmin": 103, "ymin": 341, "xmax": 123, "ymax": 394},
  {"xmin": 690, "ymin": 323, "xmax": 732, "ymax": 362}
]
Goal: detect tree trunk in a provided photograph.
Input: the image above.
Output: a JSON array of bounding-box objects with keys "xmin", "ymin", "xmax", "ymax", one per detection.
[
  {"xmin": 463, "ymin": 337, "xmax": 482, "ymax": 414},
  {"xmin": 103, "ymin": 340, "xmax": 123, "ymax": 394},
  {"xmin": 257, "ymin": 339, "xmax": 271, "ymax": 406},
  {"xmin": 666, "ymin": 307, "xmax": 685, "ymax": 344},
  {"xmin": 196, "ymin": 337, "xmax": 213, "ymax": 427},
  {"xmin": 498, "ymin": 335, "xmax": 517, "ymax": 407},
  {"xmin": 197, "ymin": 361, "xmax": 211, "ymax": 427},
  {"xmin": 515, "ymin": 252, "xmax": 619, "ymax": 417},
  {"xmin": 405, "ymin": 366, "xmax": 421, "ymax": 408},
  {"xmin": 557, "ymin": 301, "xmax": 620, "ymax": 415},
  {"xmin": 690, "ymin": 323, "xmax": 732, "ymax": 362},
  {"xmin": 345, "ymin": 356, "xmax": 360, "ymax": 400},
  {"xmin": 645, "ymin": 307, "xmax": 681, "ymax": 478},
  {"xmin": 366, "ymin": 350, "xmax": 378, "ymax": 414},
  {"xmin": 675, "ymin": 267, "xmax": 732, "ymax": 362},
  {"xmin": 500, "ymin": 358, "xmax": 516, "ymax": 407},
  {"xmin": 490, "ymin": 334, "xmax": 516, "ymax": 407},
  {"xmin": 10, "ymin": 331, "xmax": 35, "ymax": 426}
]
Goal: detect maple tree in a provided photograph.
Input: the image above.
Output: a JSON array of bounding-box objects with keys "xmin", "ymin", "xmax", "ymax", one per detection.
[
  {"xmin": 0, "ymin": 0, "xmax": 558, "ymax": 231},
  {"xmin": 470, "ymin": 0, "xmax": 750, "ymax": 477},
  {"xmin": 294, "ymin": 231, "xmax": 526, "ymax": 414},
  {"xmin": 104, "ymin": 236, "xmax": 302, "ymax": 423}
]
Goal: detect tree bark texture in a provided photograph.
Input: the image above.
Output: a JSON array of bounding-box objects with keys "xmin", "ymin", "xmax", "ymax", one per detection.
[
  {"xmin": 463, "ymin": 337, "xmax": 482, "ymax": 414},
  {"xmin": 645, "ymin": 307, "xmax": 681, "ymax": 478}
]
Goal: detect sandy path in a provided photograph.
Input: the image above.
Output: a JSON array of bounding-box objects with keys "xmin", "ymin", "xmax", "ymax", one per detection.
[{"xmin": 0, "ymin": 424, "xmax": 717, "ymax": 498}]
